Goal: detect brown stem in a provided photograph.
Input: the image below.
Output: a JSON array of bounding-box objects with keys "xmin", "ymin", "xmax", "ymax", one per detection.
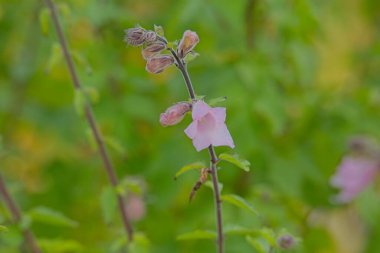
[
  {"xmin": 45, "ymin": 0, "xmax": 133, "ymax": 241},
  {"xmin": 170, "ymin": 48, "xmax": 224, "ymax": 253},
  {"xmin": 0, "ymin": 174, "xmax": 42, "ymax": 253}
]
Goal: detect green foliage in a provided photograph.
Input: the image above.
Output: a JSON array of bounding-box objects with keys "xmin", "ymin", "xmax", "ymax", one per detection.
[
  {"xmin": 218, "ymin": 153, "xmax": 251, "ymax": 172},
  {"xmin": 174, "ymin": 161, "xmax": 206, "ymax": 179},
  {"xmin": 177, "ymin": 230, "xmax": 216, "ymax": 240},
  {"xmin": 221, "ymin": 194, "xmax": 258, "ymax": 215},
  {"xmin": 1, "ymin": 0, "xmax": 379, "ymax": 252}
]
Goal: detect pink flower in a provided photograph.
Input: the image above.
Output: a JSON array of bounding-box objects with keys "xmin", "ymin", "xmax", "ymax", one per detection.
[
  {"xmin": 177, "ymin": 30, "xmax": 199, "ymax": 58},
  {"xmin": 184, "ymin": 100, "xmax": 235, "ymax": 151},
  {"xmin": 145, "ymin": 55, "xmax": 174, "ymax": 74},
  {"xmin": 160, "ymin": 102, "xmax": 192, "ymax": 127},
  {"xmin": 142, "ymin": 42, "xmax": 166, "ymax": 59},
  {"xmin": 124, "ymin": 27, "xmax": 146, "ymax": 46},
  {"xmin": 330, "ymin": 156, "xmax": 380, "ymax": 203}
]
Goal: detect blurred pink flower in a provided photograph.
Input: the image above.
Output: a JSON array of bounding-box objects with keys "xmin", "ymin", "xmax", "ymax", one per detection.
[
  {"xmin": 330, "ymin": 156, "xmax": 380, "ymax": 203},
  {"xmin": 160, "ymin": 102, "xmax": 191, "ymax": 127},
  {"xmin": 177, "ymin": 30, "xmax": 199, "ymax": 58},
  {"xmin": 126, "ymin": 195, "xmax": 146, "ymax": 221},
  {"xmin": 184, "ymin": 100, "xmax": 234, "ymax": 151}
]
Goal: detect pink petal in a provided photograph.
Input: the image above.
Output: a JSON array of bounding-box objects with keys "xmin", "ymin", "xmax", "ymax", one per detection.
[
  {"xmin": 184, "ymin": 121, "xmax": 198, "ymax": 139},
  {"xmin": 192, "ymin": 135, "xmax": 212, "ymax": 151},
  {"xmin": 211, "ymin": 107, "xmax": 226, "ymax": 123},
  {"xmin": 192, "ymin": 100, "xmax": 211, "ymax": 120},
  {"xmin": 211, "ymin": 124, "xmax": 235, "ymax": 148}
]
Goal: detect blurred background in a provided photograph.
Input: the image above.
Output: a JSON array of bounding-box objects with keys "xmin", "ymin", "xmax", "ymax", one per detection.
[{"xmin": 0, "ymin": 0, "xmax": 380, "ymax": 252}]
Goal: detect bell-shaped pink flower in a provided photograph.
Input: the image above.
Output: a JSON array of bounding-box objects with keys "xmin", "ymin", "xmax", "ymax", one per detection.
[
  {"xmin": 330, "ymin": 156, "xmax": 380, "ymax": 203},
  {"xmin": 142, "ymin": 42, "xmax": 166, "ymax": 59},
  {"xmin": 124, "ymin": 27, "xmax": 146, "ymax": 46},
  {"xmin": 184, "ymin": 100, "xmax": 235, "ymax": 152},
  {"xmin": 146, "ymin": 55, "xmax": 174, "ymax": 74},
  {"xmin": 177, "ymin": 30, "xmax": 199, "ymax": 58},
  {"xmin": 160, "ymin": 102, "xmax": 191, "ymax": 127}
]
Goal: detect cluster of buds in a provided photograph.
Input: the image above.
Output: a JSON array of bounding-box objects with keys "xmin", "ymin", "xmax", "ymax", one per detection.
[{"xmin": 124, "ymin": 26, "xmax": 200, "ymax": 74}]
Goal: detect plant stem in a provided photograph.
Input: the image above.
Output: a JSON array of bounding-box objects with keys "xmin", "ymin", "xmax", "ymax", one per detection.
[
  {"xmin": 170, "ymin": 49, "xmax": 224, "ymax": 253},
  {"xmin": 0, "ymin": 174, "xmax": 42, "ymax": 253},
  {"xmin": 45, "ymin": 0, "xmax": 133, "ymax": 241}
]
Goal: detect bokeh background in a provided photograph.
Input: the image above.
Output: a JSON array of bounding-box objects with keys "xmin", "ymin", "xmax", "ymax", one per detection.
[{"xmin": 1, "ymin": 0, "xmax": 380, "ymax": 252}]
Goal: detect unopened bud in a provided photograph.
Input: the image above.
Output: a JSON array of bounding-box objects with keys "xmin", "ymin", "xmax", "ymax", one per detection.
[
  {"xmin": 144, "ymin": 31, "xmax": 157, "ymax": 43},
  {"xmin": 160, "ymin": 102, "xmax": 191, "ymax": 127},
  {"xmin": 177, "ymin": 30, "xmax": 199, "ymax": 58},
  {"xmin": 142, "ymin": 42, "xmax": 166, "ymax": 59},
  {"xmin": 124, "ymin": 27, "xmax": 146, "ymax": 46},
  {"xmin": 277, "ymin": 235, "xmax": 295, "ymax": 250},
  {"xmin": 146, "ymin": 55, "xmax": 174, "ymax": 74}
]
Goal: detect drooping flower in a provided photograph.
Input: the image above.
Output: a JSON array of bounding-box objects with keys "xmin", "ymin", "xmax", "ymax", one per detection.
[
  {"xmin": 160, "ymin": 102, "xmax": 192, "ymax": 127},
  {"xmin": 277, "ymin": 234, "xmax": 296, "ymax": 250},
  {"xmin": 184, "ymin": 100, "xmax": 234, "ymax": 151},
  {"xmin": 177, "ymin": 30, "xmax": 199, "ymax": 58},
  {"xmin": 144, "ymin": 31, "xmax": 157, "ymax": 43},
  {"xmin": 124, "ymin": 27, "xmax": 146, "ymax": 46},
  {"xmin": 146, "ymin": 55, "xmax": 174, "ymax": 74},
  {"xmin": 142, "ymin": 42, "xmax": 166, "ymax": 59},
  {"xmin": 330, "ymin": 156, "xmax": 380, "ymax": 203}
]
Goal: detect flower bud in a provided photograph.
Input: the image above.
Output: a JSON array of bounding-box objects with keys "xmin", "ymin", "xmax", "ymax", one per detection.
[
  {"xmin": 124, "ymin": 27, "xmax": 146, "ymax": 46},
  {"xmin": 144, "ymin": 31, "xmax": 157, "ymax": 43},
  {"xmin": 142, "ymin": 42, "xmax": 166, "ymax": 59},
  {"xmin": 277, "ymin": 235, "xmax": 295, "ymax": 250},
  {"xmin": 177, "ymin": 30, "xmax": 199, "ymax": 58},
  {"xmin": 160, "ymin": 102, "xmax": 191, "ymax": 127},
  {"xmin": 146, "ymin": 55, "xmax": 174, "ymax": 74}
]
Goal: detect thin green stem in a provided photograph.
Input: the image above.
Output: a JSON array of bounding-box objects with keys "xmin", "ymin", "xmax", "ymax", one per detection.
[
  {"xmin": 45, "ymin": 0, "xmax": 133, "ymax": 241},
  {"xmin": 0, "ymin": 174, "xmax": 42, "ymax": 253},
  {"xmin": 170, "ymin": 47, "xmax": 224, "ymax": 253}
]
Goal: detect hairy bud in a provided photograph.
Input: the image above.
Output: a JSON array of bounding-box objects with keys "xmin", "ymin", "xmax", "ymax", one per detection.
[
  {"xmin": 277, "ymin": 235, "xmax": 295, "ymax": 250},
  {"xmin": 160, "ymin": 102, "xmax": 192, "ymax": 127},
  {"xmin": 144, "ymin": 31, "xmax": 157, "ymax": 43},
  {"xmin": 177, "ymin": 30, "xmax": 199, "ymax": 58},
  {"xmin": 142, "ymin": 42, "xmax": 166, "ymax": 59},
  {"xmin": 124, "ymin": 27, "xmax": 146, "ymax": 46},
  {"xmin": 146, "ymin": 55, "xmax": 174, "ymax": 74}
]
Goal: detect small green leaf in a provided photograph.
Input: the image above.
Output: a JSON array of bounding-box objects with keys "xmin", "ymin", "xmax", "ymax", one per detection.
[
  {"xmin": 128, "ymin": 232, "xmax": 150, "ymax": 253},
  {"xmin": 154, "ymin": 25, "xmax": 164, "ymax": 36},
  {"xmin": 46, "ymin": 43, "xmax": 62, "ymax": 72},
  {"xmin": 74, "ymin": 89, "xmax": 85, "ymax": 117},
  {"xmin": 104, "ymin": 136, "xmax": 126, "ymax": 156},
  {"xmin": 259, "ymin": 228, "xmax": 277, "ymax": 247},
  {"xmin": 174, "ymin": 162, "xmax": 205, "ymax": 179},
  {"xmin": 100, "ymin": 186, "xmax": 117, "ymax": 225},
  {"xmin": 177, "ymin": 230, "xmax": 216, "ymax": 241},
  {"xmin": 83, "ymin": 87, "xmax": 99, "ymax": 104},
  {"xmin": 224, "ymin": 225, "xmax": 259, "ymax": 236},
  {"xmin": 246, "ymin": 236, "xmax": 267, "ymax": 253},
  {"xmin": 221, "ymin": 194, "xmax": 258, "ymax": 215},
  {"xmin": 116, "ymin": 178, "xmax": 142, "ymax": 196},
  {"xmin": 184, "ymin": 51, "xmax": 199, "ymax": 64},
  {"xmin": 0, "ymin": 225, "xmax": 8, "ymax": 232},
  {"xmin": 39, "ymin": 8, "xmax": 50, "ymax": 35},
  {"xmin": 28, "ymin": 207, "xmax": 78, "ymax": 228},
  {"xmin": 38, "ymin": 238, "xmax": 83, "ymax": 253},
  {"xmin": 20, "ymin": 215, "xmax": 32, "ymax": 230},
  {"xmin": 208, "ymin": 96, "xmax": 227, "ymax": 106},
  {"xmin": 219, "ymin": 153, "xmax": 250, "ymax": 172},
  {"xmin": 204, "ymin": 180, "xmax": 223, "ymax": 194}
]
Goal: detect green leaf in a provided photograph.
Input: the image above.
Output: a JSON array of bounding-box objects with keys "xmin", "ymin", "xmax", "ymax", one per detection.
[
  {"xmin": 116, "ymin": 178, "xmax": 142, "ymax": 196},
  {"xmin": 219, "ymin": 153, "xmax": 250, "ymax": 172},
  {"xmin": 74, "ymin": 89, "xmax": 85, "ymax": 117},
  {"xmin": 39, "ymin": 239, "xmax": 83, "ymax": 253},
  {"xmin": 46, "ymin": 43, "xmax": 62, "ymax": 72},
  {"xmin": 177, "ymin": 230, "xmax": 216, "ymax": 240},
  {"xmin": 128, "ymin": 232, "xmax": 150, "ymax": 253},
  {"xmin": 174, "ymin": 162, "xmax": 205, "ymax": 179},
  {"xmin": 154, "ymin": 25, "xmax": 164, "ymax": 36},
  {"xmin": 246, "ymin": 236, "xmax": 267, "ymax": 253},
  {"xmin": 0, "ymin": 225, "xmax": 8, "ymax": 232},
  {"xmin": 100, "ymin": 186, "xmax": 117, "ymax": 225},
  {"xmin": 208, "ymin": 96, "xmax": 227, "ymax": 106},
  {"xmin": 184, "ymin": 51, "xmax": 199, "ymax": 64},
  {"xmin": 224, "ymin": 225, "xmax": 259, "ymax": 236},
  {"xmin": 83, "ymin": 87, "xmax": 99, "ymax": 104},
  {"xmin": 221, "ymin": 194, "xmax": 258, "ymax": 215},
  {"xmin": 204, "ymin": 180, "xmax": 223, "ymax": 194},
  {"xmin": 259, "ymin": 228, "xmax": 277, "ymax": 247},
  {"xmin": 39, "ymin": 8, "xmax": 50, "ymax": 35},
  {"xmin": 28, "ymin": 207, "xmax": 78, "ymax": 228},
  {"xmin": 104, "ymin": 136, "xmax": 126, "ymax": 156}
]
